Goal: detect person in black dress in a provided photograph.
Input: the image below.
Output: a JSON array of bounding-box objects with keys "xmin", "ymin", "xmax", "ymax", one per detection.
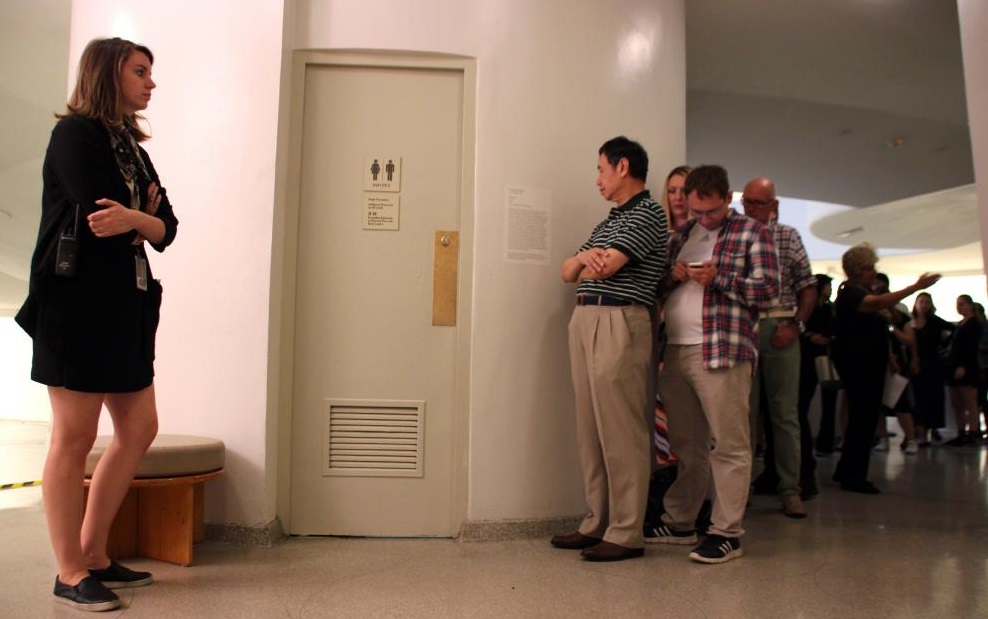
[
  {"xmin": 945, "ymin": 295, "xmax": 983, "ymax": 446},
  {"xmin": 910, "ymin": 292, "xmax": 954, "ymax": 446},
  {"xmin": 797, "ymin": 274, "xmax": 835, "ymax": 494},
  {"xmin": 14, "ymin": 38, "xmax": 178, "ymax": 611},
  {"xmin": 831, "ymin": 244, "xmax": 939, "ymax": 494}
]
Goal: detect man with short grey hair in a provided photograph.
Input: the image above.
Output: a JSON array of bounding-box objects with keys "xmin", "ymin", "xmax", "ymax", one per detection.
[{"xmin": 743, "ymin": 177, "xmax": 817, "ymax": 518}]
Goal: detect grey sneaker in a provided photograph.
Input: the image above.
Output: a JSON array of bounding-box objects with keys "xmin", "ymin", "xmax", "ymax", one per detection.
[
  {"xmin": 689, "ymin": 534, "xmax": 743, "ymax": 564},
  {"xmin": 644, "ymin": 523, "xmax": 698, "ymax": 545},
  {"xmin": 53, "ymin": 576, "xmax": 122, "ymax": 612}
]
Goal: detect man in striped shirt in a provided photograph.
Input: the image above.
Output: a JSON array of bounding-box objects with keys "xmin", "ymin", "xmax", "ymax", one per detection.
[
  {"xmin": 550, "ymin": 136, "xmax": 668, "ymax": 562},
  {"xmin": 647, "ymin": 165, "xmax": 779, "ymax": 564}
]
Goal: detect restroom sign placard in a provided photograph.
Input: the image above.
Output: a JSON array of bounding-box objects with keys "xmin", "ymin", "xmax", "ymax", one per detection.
[
  {"xmin": 363, "ymin": 195, "xmax": 400, "ymax": 230},
  {"xmin": 364, "ymin": 155, "xmax": 402, "ymax": 192}
]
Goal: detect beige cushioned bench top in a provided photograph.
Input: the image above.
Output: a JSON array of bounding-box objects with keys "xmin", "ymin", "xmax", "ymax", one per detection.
[{"xmin": 85, "ymin": 434, "xmax": 225, "ymax": 479}]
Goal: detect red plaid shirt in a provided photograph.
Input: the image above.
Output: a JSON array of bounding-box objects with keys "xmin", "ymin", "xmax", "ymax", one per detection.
[{"xmin": 660, "ymin": 209, "xmax": 779, "ymax": 369}]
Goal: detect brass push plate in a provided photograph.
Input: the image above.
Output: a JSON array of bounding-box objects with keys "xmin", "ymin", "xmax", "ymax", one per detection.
[{"xmin": 433, "ymin": 231, "xmax": 458, "ymax": 326}]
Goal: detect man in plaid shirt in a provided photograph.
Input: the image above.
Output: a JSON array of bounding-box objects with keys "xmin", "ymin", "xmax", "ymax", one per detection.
[
  {"xmin": 646, "ymin": 165, "xmax": 779, "ymax": 564},
  {"xmin": 743, "ymin": 177, "xmax": 818, "ymax": 519}
]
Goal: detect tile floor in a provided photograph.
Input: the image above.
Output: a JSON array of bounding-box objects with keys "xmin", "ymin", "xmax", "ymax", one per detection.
[{"xmin": 2, "ymin": 421, "xmax": 987, "ymax": 618}]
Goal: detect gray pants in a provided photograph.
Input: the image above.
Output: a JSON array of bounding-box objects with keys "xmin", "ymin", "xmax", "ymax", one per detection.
[{"xmin": 749, "ymin": 317, "xmax": 802, "ymax": 496}]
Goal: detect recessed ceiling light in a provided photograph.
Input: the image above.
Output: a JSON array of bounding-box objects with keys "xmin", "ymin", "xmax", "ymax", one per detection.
[{"xmin": 838, "ymin": 226, "xmax": 864, "ymax": 238}]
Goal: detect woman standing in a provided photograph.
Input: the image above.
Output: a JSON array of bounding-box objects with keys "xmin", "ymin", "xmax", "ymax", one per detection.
[
  {"xmin": 799, "ymin": 274, "xmax": 837, "ymax": 460},
  {"xmin": 944, "ymin": 295, "xmax": 983, "ymax": 446},
  {"xmin": 910, "ymin": 293, "xmax": 954, "ymax": 446},
  {"xmin": 660, "ymin": 165, "xmax": 691, "ymax": 234},
  {"xmin": 15, "ymin": 38, "xmax": 178, "ymax": 611},
  {"xmin": 831, "ymin": 244, "xmax": 938, "ymax": 494},
  {"xmin": 645, "ymin": 165, "xmax": 702, "ymax": 536}
]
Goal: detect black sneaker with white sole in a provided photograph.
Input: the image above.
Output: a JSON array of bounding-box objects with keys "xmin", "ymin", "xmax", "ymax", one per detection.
[
  {"xmin": 53, "ymin": 576, "xmax": 121, "ymax": 612},
  {"xmin": 89, "ymin": 560, "xmax": 153, "ymax": 589},
  {"xmin": 688, "ymin": 534, "xmax": 743, "ymax": 564},
  {"xmin": 644, "ymin": 523, "xmax": 698, "ymax": 545}
]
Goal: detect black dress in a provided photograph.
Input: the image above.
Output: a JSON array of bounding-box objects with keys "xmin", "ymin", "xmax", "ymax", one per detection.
[
  {"xmin": 799, "ymin": 301, "xmax": 838, "ymax": 454},
  {"xmin": 832, "ymin": 284, "xmax": 887, "ymax": 487},
  {"xmin": 947, "ymin": 319, "xmax": 982, "ymax": 388},
  {"xmin": 15, "ymin": 115, "xmax": 178, "ymax": 393},
  {"xmin": 912, "ymin": 315, "xmax": 953, "ymax": 429}
]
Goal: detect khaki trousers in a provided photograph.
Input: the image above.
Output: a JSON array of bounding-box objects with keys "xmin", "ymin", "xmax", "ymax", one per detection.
[
  {"xmin": 659, "ymin": 344, "xmax": 752, "ymax": 538},
  {"xmin": 568, "ymin": 304, "xmax": 652, "ymax": 548}
]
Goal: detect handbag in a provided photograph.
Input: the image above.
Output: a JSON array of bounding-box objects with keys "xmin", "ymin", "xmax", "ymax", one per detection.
[{"xmin": 882, "ymin": 372, "xmax": 909, "ymax": 408}]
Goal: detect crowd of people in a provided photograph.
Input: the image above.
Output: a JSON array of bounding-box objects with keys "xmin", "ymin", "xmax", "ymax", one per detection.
[
  {"xmin": 13, "ymin": 39, "xmax": 981, "ymax": 605},
  {"xmin": 552, "ymin": 136, "xmax": 979, "ymax": 566}
]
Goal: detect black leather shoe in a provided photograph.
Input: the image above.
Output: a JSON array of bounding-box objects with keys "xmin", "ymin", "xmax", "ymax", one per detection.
[
  {"xmin": 550, "ymin": 531, "xmax": 602, "ymax": 549},
  {"xmin": 841, "ymin": 481, "xmax": 880, "ymax": 494},
  {"xmin": 800, "ymin": 477, "xmax": 820, "ymax": 500},
  {"xmin": 581, "ymin": 541, "xmax": 645, "ymax": 562}
]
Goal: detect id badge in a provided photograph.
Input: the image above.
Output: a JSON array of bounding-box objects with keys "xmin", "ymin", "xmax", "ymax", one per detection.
[{"xmin": 135, "ymin": 256, "xmax": 148, "ymax": 291}]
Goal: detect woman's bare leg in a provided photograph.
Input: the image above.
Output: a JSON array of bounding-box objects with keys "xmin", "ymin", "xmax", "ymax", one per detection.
[
  {"xmin": 950, "ymin": 385, "xmax": 978, "ymax": 436},
  {"xmin": 44, "ymin": 387, "xmax": 104, "ymax": 585},
  {"xmin": 960, "ymin": 386, "xmax": 978, "ymax": 434},
  {"xmin": 80, "ymin": 384, "xmax": 158, "ymax": 567},
  {"xmin": 896, "ymin": 412, "xmax": 916, "ymax": 443}
]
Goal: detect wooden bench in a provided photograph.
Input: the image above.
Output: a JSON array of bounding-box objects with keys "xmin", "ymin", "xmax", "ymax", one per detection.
[{"xmin": 85, "ymin": 434, "xmax": 225, "ymax": 567}]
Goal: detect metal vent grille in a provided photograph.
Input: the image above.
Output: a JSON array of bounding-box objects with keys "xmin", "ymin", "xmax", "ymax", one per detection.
[{"xmin": 323, "ymin": 399, "xmax": 425, "ymax": 478}]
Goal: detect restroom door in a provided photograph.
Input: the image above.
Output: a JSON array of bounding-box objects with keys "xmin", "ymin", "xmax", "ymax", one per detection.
[{"xmin": 289, "ymin": 57, "xmax": 467, "ymax": 536}]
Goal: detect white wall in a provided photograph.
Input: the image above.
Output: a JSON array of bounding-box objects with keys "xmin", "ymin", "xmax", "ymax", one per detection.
[
  {"xmin": 959, "ymin": 0, "xmax": 988, "ymax": 288},
  {"xmin": 0, "ymin": 0, "xmax": 71, "ymax": 423},
  {"xmin": 295, "ymin": 0, "xmax": 686, "ymax": 521},
  {"xmin": 69, "ymin": 0, "xmax": 286, "ymax": 526}
]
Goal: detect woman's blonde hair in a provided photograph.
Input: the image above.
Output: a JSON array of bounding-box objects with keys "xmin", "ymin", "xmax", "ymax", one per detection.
[
  {"xmin": 841, "ymin": 242, "xmax": 878, "ymax": 280},
  {"xmin": 61, "ymin": 37, "xmax": 154, "ymax": 141},
  {"xmin": 661, "ymin": 165, "xmax": 691, "ymax": 229}
]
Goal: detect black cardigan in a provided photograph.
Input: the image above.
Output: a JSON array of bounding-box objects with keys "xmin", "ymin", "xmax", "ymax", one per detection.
[{"xmin": 15, "ymin": 115, "xmax": 179, "ymax": 391}]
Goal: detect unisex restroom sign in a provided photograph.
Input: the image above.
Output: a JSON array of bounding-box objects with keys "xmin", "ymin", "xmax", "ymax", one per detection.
[{"xmin": 364, "ymin": 155, "xmax": 402, "ymax": 192}]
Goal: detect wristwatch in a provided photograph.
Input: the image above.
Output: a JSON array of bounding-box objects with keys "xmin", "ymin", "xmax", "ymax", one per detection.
[{"xmin": 797, "ymin": 319, "xmax": 806, "ymax": 334}]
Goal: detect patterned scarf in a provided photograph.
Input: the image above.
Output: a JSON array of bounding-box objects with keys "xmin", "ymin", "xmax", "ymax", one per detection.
[{"xmin": 109, "ymin": 127, "xmax": 151, "ymax": 210}]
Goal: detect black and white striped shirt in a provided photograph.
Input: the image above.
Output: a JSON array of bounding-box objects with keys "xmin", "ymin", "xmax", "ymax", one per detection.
[{"xmin": 576, "ymin": 190, "xmax": 668, "ymax": 306}]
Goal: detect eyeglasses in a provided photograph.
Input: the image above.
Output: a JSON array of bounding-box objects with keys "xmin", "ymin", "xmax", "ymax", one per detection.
[
  {"xmin": 741, "ymin": 196, "xmax": 774, "ymax": 208},
  {"xmin": 689, "ymin": 207, "xmax": 725, "ymax": 220}
]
